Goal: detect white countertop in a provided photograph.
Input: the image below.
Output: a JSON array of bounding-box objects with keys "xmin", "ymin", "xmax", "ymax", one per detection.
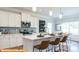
[{"xmin": 23, "ymin": 33, "xmax": 58, "ymax": 40}]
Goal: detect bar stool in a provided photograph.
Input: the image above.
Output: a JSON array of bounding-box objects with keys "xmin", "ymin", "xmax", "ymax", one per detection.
[
  {"xmin": 50, "ymin": 38, "xmax": 60, "ymax": 52},
  {"xmin": 33, "ymin": 40, "xmax": 49, "ymax": 52},
  {"xmin": 60, "ymin": 36, "xmax": 68, "ymax": 51}
]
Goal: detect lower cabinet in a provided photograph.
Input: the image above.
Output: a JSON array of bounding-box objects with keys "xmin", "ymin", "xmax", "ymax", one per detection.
[
  {"xmin": 0, "ymin": 36, "xmax": 4, "ymax": 49},
  {"xmin": 0, "ymin": 35, "xmax": 10, "ymax": 49},
  {"xmin": 0, "ymin": 34, "xmax": 23, "ymax": 49},
  {"xmin": 16, "ymin": 34, "xmax": 23, "ymax": 46},
  {"xmin": 9, "ymin": 34, "xmax": 18, "ymax": 48},
  {"xmin": 3, "ymin": 35, "xmax": 10, "ymax": 49},
  {"xmin": 9, "ymin": 34, "xmax": 23, "ymax": 48}
]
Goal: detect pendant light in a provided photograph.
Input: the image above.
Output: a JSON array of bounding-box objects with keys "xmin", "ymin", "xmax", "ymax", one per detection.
[
  {"xmin": 49, "ymin": 10, "xmax": 53, "ymax": 16},
  {"xmin": 32, "ymin": 7, "xmax": 37, "ymax": 12},
  {"xmin": 59, "ymin": 8, "xmax": 63, "ymax": 19}
]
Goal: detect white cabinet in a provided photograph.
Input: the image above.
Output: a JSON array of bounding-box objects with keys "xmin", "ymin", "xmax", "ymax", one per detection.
[
  {"xmin": 0, "ymin": 35, "xmax": 10, "ymax": 49},
  {"xmin": 9, "ymin": 34, "xmax": 23, "ymax": 48},
  {"xmin": 22, "ymin": 13, "xmax": 28, "ymax": 22},
  {"xmin": 0, "ymin": 11, "xmax": 21, "ymax": 27},
  {"xmin": 2, "ymin": 35, "xmax": 10, "ymax": 48},
  {"xmin": 0, "ymin": 11, "xmax": 9, "ymax": 27},
  {"xmin": 9, "ymin": 13, "xmax": 21, "ymax": 27},
  {"xmin": 31, "ymin": 17, "xmax": 38, "ymax": 27},
  {"xmin": 16, "ymin": 34, "xmax": 23, "ymax": 46},
  {"xmin": 30, "ymin": 17, "xmax": 39, "ymax": 33},
  {"xmin": 15, "ymin": 14, "xmax": 21, "ymax": 27},
  {"xmin": 0, "ymin": 36, "xmax": 4, "ymax": 49},
  {"xmin": 9, "ymin": 34, "xmax": 17, "ymax": 47},
  {"xmin": 0, "ymin": 34, "xmax": 23, "ymax": 49},
  {"xmin": 9, "ymin": 13, "xmax": 15, "ymax": 27}
]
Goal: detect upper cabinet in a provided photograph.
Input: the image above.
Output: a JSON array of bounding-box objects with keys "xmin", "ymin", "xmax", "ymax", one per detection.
[
  {"xmin": 31, "ymin": 17, "xmax": 39, "ymax": 27},
  {"xmin": 0, "ymin": 11, "xmax": 9, "ymax": 27},
  {"xmin": 9, "ymin": 13, "xmax": 16, "ymax": 27},
  {"xmin": 9, "ymin": 13, "xmax": 21, "ymax": 27},
  {"xmin": 15, "ymin": 14, "xmax": 21, "ymax": 27},
  {"xmin": 0, "ymin": 11, "xmax": 21, "ymax": 27},
  {"xmin": 21, "ymin": 13, "xmax": 28, "ymax": 22}
]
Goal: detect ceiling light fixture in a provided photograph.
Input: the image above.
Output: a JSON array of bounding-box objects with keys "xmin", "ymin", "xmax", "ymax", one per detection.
[
  {"xmin": 59, "ymin": 13, "xmax": 63, "ymax": 19},
  {"xmin": 49, "ymin": 10, "xmax": 53, "ymax": 16},
  {"xmin": 59, "ymin": 8, "xmax": 63, "ymax": 19},
  {"xmin": 32, "ymin": 7, "xmax": 37, "ymax": 12}
]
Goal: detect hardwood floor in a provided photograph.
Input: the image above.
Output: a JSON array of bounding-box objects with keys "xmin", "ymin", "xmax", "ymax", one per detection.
[
  {"xmin": 0, "ymin": 45, "xmax": 24, "ymax": 52},
  {"xmin": 5, "ymin": 45, "xmax": 23, "ymax": 49}
]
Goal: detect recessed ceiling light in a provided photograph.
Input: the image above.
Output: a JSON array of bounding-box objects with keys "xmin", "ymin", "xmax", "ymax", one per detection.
[
  {"xmin": 32, "ymin": 7, "xmax": 37, "ymax": 12},
  {"xmin": 49, "ymin": 11, "xmax": 53, "ymax": 16}
]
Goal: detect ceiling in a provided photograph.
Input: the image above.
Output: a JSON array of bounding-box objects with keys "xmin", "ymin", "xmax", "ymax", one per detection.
[
  {"xmin": 19, "ymin": 7, "xmax": 79, "ymax": 18},
  {"xmin": 1, "ymin": 7, "xmax": 79, "ymax": 18}
]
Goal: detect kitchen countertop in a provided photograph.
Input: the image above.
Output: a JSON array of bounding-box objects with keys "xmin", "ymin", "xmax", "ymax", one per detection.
[
  {"xmin": 0, "ymin": 33, "xmax": 23, "ymax": 36},
  {"xmin": 23, "ymin": 33, "xmax": 56, "ymax": 40}
]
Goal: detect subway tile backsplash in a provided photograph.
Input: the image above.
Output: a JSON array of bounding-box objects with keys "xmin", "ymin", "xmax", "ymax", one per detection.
[{"xmin": 0, "ymin": 27, "xmax": 36, "ymax": 34}]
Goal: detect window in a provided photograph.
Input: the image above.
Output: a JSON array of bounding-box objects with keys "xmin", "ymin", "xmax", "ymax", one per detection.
[
  {"xmin": 59, "ymin": 21, "xmax": 79, "ymax": 35},
  {"xmin": 55, "ymin": 24, "xmax": 61, "ymax": 31}
]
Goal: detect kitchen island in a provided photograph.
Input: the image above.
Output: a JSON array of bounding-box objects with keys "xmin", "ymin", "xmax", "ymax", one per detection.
[{"xmin": 23, "ymin": 33, "xmax": 56, "ymax": 52}]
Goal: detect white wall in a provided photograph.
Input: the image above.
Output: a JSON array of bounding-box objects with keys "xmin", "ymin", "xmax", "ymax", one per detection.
[{"xmin": 55, "ymin": 14, "xmax": 79, "ymax": 24}]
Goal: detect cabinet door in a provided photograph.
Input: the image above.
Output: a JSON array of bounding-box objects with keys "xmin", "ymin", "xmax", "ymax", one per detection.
[
  {"xmin": 16, "ymin": 34, "xmax": 23, "ymax": 46},
  {"xmin": 9, "ymin": 13, "xmax": 16, "ymax": 27},
  {"xmin": 0, "ymin": 35, "xmax": 10, "ymax": 49},
  {"xmin": 3, "ymin": 35, "xmax": 10, "ymax": 49},
  {"xmin": 15, "ymin": 14, "xmax": 21, "ymax": 27},
  {"xmin": 9, "ymin": 35, "xmax": 17, "ymax": 47},
  {"xmin": 31, "ymin": 17, "xmax": 39, "ymax": 33},
  {"xmin": 0, "ymin": 36, "xmax": 4, "ymax": 49},
  {"xmin": 30, "ymin": 17, "xmax": 33, "ymax": 27},
  {"xmin": 0, "ymin": 11, "xmax": 9, "ymax": 27},
  {"xmin": 9, "ymin": 13, "xmax": 21, "ymax": 27},
  {"xmin": 22, "ymin": 13, "xmax": 30, "ymax": 22}
]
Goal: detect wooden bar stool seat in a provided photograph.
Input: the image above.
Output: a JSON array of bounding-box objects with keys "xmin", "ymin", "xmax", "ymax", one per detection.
[
  {"xmin": 33, "ymin": 40, "xmax": 49, "ymax": 52},
  {"xmin": 50, "ymin": 38, "xmax": 60, "ymax": 52}
]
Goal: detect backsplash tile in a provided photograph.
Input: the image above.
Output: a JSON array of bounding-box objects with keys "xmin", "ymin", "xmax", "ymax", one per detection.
[{"xmin": 0, "ymin": 27, "xmax": 36, "ymax": 34}]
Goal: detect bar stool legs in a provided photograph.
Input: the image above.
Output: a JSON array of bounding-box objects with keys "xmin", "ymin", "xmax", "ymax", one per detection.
[
  {"xmin": 33, "ymin": 47, "xmax": 34, "ymax": 52},
  {"xmin": 39, "ymin": 49, "xmax": 42, "ymax": 52},
  {"xmin": 51, "ymin": 45, "xmax": 57, "ymax": 52},
  {"xmin": 51, "ymin": 44, "xmax": 61, "ymax": 52},
  {"xmin": 59, "ymin": 44, "xmax": 61, "ymax": 52}
]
